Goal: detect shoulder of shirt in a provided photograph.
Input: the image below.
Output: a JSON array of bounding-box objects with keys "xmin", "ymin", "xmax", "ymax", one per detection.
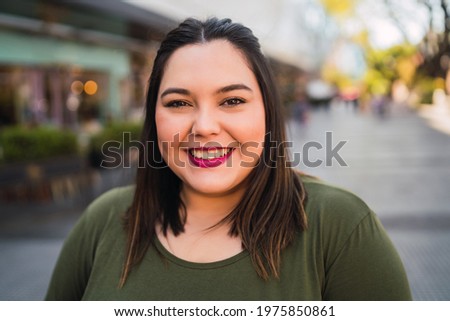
[
  {"xmin": 298, "ymin": 173, "xmax": 372, "ymax": 226},
  {"xmin": 81, "ymin": 185, "xmax": 135, "ymax": 225}
]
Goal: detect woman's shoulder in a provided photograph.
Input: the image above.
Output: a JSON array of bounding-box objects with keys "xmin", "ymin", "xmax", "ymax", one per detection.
[
  {"xmin": 299, "ymin": 173, "xmax": 372, "ymax": 228},
  {"xmin": 294, "ymin": 173, "xmax": 411, "ymax": 300},
  {"xmin": 81, "ymin": 185, "xmax": 135, "ymax": 225}
]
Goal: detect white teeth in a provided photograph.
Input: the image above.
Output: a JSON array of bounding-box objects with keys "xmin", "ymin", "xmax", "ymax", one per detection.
[{"xmin": 190, "ymin": 148, "xmax": 231, "ymax": 159}]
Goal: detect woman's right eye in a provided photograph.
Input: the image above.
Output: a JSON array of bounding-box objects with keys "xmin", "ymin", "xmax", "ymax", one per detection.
[{"xmin": 164, "ymin": 100, "xmax": 190, "ymax": 108}]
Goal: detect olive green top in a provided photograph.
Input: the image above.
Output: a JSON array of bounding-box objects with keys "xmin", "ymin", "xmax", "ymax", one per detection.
[{"xmin": 45, "ymin": 176, "xmax": 411, "ymax": 300}]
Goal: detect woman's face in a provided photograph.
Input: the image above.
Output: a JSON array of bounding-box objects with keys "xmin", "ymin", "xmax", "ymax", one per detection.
[{"xmin": 155, "ymin": 40, "xmax": 266, "ymax": 197}]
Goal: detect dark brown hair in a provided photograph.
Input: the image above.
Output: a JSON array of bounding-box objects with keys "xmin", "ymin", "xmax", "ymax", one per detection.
[{"xmin": 119, "ymin": 17, "xmax": 307, "ymax": 287}]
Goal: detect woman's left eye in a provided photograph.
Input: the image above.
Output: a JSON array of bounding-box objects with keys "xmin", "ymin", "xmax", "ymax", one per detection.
[{"xmin": 222, "ymin": 98, "xmax": 245, "ymax": 106}]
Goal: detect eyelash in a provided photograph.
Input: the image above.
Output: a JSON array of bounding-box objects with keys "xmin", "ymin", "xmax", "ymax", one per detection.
[
  {"xmin": 164, "ymin": 100, "xmax": 190, "ymax": 108},
  {"xmin": 164, "ymin": 97, "xmax": 246, "ymax": 108},
  {"xmin": 221, "ymin": 97, "xmax": 246, "ymax": 106}
]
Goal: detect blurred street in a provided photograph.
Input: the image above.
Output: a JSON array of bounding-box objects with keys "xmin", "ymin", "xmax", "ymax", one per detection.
[
  {"xmin": 288, "ymin": 102, "xmax": 450, "ymax": 300},
  {"xmin": 0, "ymin": 103, "xmax": 449, "ymax": 300},
  {"xmin": 0, "ymin": 167, "xmax": 135, "ymax": 300}
]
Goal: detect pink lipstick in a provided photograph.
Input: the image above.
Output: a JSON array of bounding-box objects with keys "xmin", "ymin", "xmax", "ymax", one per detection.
[{"xmin": 188, "ymin": 147, "xmax": 233, "ymax": 168}]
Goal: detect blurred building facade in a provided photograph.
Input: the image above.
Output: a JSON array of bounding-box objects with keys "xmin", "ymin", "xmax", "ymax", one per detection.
[
  {"xmin": 0, "ymin": 0, "xmax": 176, "ymax": 129},
  {"xmin": 0, "ymin": 0, "xmax": 331, "ymax": 131}
]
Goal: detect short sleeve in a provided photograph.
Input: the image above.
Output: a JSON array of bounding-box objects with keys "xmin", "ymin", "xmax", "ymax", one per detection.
[{"xmin": 322, "ymin": 211, "xmax": 412, "ymax": 300}]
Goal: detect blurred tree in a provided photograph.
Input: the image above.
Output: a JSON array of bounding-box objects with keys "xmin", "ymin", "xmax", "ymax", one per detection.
[
  {"xmin": 383, "ymin": 0, "xmax": 450, "ymax": 88},
  {"xmin": 322, "ymin": 65, "xmax": 354, "ymax": 90},
  {"xmin": 320, "ymin": 0, "xmax": 450, "ymax": 104},
  {"xmin": 417, "ymin": 0, "xmax": 450, "ymax": 82},
  {"xmin": 320, "ymin": 0, "xmax": 357, "ymax": 18},
  {"xmin": 364, "ymin": 44, "xmax": 418, "ymax": 96},
  {"xmin": 319, "ymin": 0, "xmax": 362, "ymax": 92}
]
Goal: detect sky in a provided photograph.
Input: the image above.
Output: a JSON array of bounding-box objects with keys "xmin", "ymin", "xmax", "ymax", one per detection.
[{"xmin": 352, "ymin": 0, "xmax": 430, "ymax": 49}]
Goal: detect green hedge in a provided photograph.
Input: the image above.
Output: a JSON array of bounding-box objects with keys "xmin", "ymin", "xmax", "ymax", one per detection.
[
  {"xmin": 0, "ymin": 126, "xmax": 78, "ymax": 163},
  {"xmin": 88, "ymin": 122, "xmax": 143, "ymax": 167}
]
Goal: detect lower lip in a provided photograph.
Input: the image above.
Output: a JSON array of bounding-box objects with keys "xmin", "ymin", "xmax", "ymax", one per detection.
[{"xmin": 188, "ymin": 149, "xmax": 233, "ymax": 168}]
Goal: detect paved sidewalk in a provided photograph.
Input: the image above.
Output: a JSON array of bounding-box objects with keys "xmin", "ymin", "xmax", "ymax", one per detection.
[{"xmin": 419, "ymin": 103, "xmax": 450, "ymax": 136}]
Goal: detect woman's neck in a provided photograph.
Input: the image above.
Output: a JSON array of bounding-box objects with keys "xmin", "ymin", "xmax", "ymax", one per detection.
[
  {"xmin": 156, "ymin": 184, "xmax": 245, "ymax": 262},
  {"xmin": 180, "ymin": 185, "xmax": 244, "ymax": 229}
]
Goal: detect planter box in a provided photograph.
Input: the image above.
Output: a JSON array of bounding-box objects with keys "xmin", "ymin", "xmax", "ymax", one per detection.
[{"xmin": 0, "ymin": 156, "xmax": 94, "ymax": 202}]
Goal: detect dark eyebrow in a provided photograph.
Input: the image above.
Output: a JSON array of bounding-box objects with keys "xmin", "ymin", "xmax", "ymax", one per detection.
[
  {"xmin": 160, "ymin": 87, "xmax": 191, "ymax": 99},
  {"xmin": 160, "ymin": 84, "xmax": 252, "ymax": 99},
  {"xmin": 216, "ymin": 83, "xmax": 253, "ymax": 94}
]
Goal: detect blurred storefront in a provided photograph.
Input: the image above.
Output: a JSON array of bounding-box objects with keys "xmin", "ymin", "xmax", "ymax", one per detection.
[{"xmin": 0, "ymin": 0, "xmax": 176, "ymax": 129}]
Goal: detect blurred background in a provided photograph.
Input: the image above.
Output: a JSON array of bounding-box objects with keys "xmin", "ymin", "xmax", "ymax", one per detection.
[{"xmin": 0, "ymin": 0, "xmax": 449, "ymax": 300}]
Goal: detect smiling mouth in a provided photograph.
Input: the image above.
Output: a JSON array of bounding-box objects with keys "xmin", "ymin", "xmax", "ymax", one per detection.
[
  {"xmin": 188, "ymin": 148, "xmax": 234, "ymax": 168},
  {"xmin": 189, "ymin": 148, "xmax": 232, "ymax": 159}
]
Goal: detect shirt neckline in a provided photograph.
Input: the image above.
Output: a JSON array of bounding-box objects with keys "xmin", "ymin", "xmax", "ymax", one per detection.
[{"xmin": 152, "ymin": 234, "xmax": 250, "ymax": 270}]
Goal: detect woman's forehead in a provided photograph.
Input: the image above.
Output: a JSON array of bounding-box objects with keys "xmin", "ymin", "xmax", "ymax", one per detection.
[
  {"xmin": 164, "ymin": 40, "xmax": 252, "ymax": 74},
  {"xmin": 159, "ymin": 40, "xmax": 257, "ymax": 91}
]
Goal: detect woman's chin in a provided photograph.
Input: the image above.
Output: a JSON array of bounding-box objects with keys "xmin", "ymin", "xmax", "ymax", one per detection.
[{"xmin": 182, "ymin": 179, "xmax": 242, "ymax": 197}]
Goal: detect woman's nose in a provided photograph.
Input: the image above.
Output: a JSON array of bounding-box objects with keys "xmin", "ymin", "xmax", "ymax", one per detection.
[{"xmin": 191, "ymin": 107, "xmax": 221, "ymax": 137}]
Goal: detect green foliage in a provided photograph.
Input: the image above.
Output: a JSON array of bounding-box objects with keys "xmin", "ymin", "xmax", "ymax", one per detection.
[
  {"xmin": 364, "ymin": 43, "xmax": 418, "ymax": 95},
  {"xmin": 89, "ymin": 122, "xmax": 143, "ymax": 151},
  {"xmin": 0, "ymin": 126, "xmax": 78, "ymax": 163},
  {"xmin": 364, "ymin": 69, "xmax": 390, "ymax": 95},
  {"xmin": 320, "ymin": 0, "xmax": 355, "ymax": 17},
  {"xmin": 88, "ymin": 122, "xmax": 143, "ymax": 167},
  {"xmin": 414, "ymin": 77, "xmax": 442, "ymax": 104}
]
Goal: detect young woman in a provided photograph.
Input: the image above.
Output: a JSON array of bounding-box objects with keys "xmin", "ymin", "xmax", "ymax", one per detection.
[{"xmin": 46, "ymin": 17, "xmax": 411, "ymax": 300}]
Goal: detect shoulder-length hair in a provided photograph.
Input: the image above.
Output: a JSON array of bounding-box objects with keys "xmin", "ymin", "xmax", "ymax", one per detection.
[{"xmin": 119, "ymin": 17, "xmax": 307, "ymax": 287}]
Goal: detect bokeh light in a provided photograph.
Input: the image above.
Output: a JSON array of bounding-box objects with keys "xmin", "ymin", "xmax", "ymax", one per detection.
[
  {"xmin": 84, "ymin": 80, "xmax": 98, "ymax": 95},
  {"xmin": 70, "ymin": 80, "xmax": 84, "ymax": 95}
]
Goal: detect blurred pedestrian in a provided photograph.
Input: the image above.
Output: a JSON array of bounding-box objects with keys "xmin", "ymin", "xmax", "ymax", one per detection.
[
  {"xmin": 46, "ymin": 17, "xmax": 411, "ymax": 300},
  {"xmin": 291, "ymin": 91, "xmax": 310, "ymax": 124},
  {"xmin": 372, "ymin": 94, "xmax": 389, "ymax": 118}
]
